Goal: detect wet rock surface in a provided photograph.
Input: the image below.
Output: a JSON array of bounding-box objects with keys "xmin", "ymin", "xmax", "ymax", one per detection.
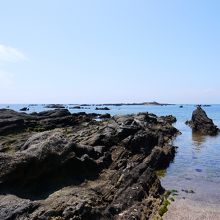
[
  {"xmin": 186, "ymin": 106, "xmax": 219, "ymax": 135},
  {"xmin": 0, "ymin": 109, "xmax": 178, "ymax": 219}
]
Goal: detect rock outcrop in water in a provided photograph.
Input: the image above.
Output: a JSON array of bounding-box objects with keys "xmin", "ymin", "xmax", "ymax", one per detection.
[
  {"xmin": 0, "ymin": 109, "xmax": 178, "ymax": 219},
  {"xmin": 186, "ymin": 106, "xmax": 219, "ymax": 135},
  {"xmin": 45, "ymin": 104, "xmax": 65, "ymax": 109},
  {"xmin": 19, "ymin": 107, "xmax": 29, "ymax": 112},
  {"xmin": 95, "ymin": 107, "xmax": 110, "ymax": 111}
]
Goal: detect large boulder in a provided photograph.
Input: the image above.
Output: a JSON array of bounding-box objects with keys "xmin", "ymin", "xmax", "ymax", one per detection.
[
  {"xmin": 0, "ymin": 130, "xmax": 104, "ymax": 198},
  {"xmin": 186, "ymin": 106, "xmax": 219, "ymax": 135}
]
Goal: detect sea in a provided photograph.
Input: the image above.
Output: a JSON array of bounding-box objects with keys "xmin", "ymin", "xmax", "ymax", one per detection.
[{"xmin": 1, "ymin": 103, "xmax": 220, "ymax": 205}]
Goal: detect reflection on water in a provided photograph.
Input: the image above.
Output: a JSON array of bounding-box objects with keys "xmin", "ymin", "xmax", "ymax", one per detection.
[
  {"xmin": 191, "ymin": 132, "xmax": 208, "ymax": 153},
  {"xmin": 191, "ymin": 132, "xmax": 207, "ymax": 146},
  {"xmin": 161, "ymin": 121, "xmax": 220, "ymax": 204}
]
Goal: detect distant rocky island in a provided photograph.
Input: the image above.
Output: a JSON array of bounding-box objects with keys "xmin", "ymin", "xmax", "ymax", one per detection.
[
  {"xmin": 91, "ymin": 101, "xmax": 173, "ymax": 106},
  {"xmin": 42, "ymin": 102, "xmax": 173, "ymax": 108}
]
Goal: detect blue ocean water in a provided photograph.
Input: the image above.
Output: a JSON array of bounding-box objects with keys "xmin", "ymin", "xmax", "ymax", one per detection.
[{"xmin": 1, "ymin": 104, "xmax": 220, "ymax": 203}]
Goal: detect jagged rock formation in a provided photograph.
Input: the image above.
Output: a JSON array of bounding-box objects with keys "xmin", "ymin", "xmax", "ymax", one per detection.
[
  {"xmin": 186, "ymin": 106, "xmax": 219, "ymax": 135},
  {"xmin": 0, "ymin": 109, "xmax": 178, "ymax": 219}
]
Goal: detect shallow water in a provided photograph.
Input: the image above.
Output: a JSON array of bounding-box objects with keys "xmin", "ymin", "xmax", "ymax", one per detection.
[
  {"xmin": 1, "ymin": 103, "xmax": 220, "ymax": 204},
  {"xmin": 161, "ymin": 107, "xmax": 220, "ymax": 204}
]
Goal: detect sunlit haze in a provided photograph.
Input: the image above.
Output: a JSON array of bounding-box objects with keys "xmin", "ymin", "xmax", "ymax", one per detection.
[{"xmin": 0, "ymin": 0, "xmax": 219, "ymax": 104}]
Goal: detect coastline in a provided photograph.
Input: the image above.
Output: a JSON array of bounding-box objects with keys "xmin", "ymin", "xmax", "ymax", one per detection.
[
  {"xmin": 0, "ymin": 108, "xmax": 178, "ymax": 219},
  {"xmin": 0, "ymin": 105, "xmax": 220, "ymax": 219}
]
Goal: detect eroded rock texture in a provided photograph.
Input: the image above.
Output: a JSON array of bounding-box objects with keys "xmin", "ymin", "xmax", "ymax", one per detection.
[
  {"xmin": 186, "ymin": 106, "xmax": 219, "ymax": 135},
  {"xmin": 0, "ymin": 109, "xmax": 178, "ymax": 220}
]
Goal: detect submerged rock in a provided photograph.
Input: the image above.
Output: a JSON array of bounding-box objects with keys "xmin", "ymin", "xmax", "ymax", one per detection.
[
  {"xmin": 186, "ymin": 106, "xmax": 219, "ymax": 135},
  {"xmin": 0, "ymin": 110, "xmax": 178, "ymax": 219}
]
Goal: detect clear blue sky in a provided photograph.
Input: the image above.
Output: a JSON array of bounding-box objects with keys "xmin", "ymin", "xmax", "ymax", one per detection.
[{"xmin": 0, "ymin": 0, "xmax": 219, "ymax": 104}]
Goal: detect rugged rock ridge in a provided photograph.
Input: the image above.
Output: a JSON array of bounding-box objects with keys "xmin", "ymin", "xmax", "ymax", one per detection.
[
  {"xmin": 186, "ymin": 106, "xmax": 219, "ymax": 135},
  {"xmin": 0, "ymin": 109, "xmax": 98, "ymax": 136},
  {"xmin": 0, "ymin": 109, "xmax": 178, "ymax": 220}
]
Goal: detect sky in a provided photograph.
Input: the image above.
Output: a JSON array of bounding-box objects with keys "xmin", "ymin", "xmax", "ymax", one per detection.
[{"xmin": 0, "ymin": 0, "xmax": 219, "ymax": 104}]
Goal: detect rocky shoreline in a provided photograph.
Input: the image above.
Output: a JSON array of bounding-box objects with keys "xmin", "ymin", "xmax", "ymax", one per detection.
[{"xmin": 0, "ymin": 109, "xmax": 178, "ymax": 219}]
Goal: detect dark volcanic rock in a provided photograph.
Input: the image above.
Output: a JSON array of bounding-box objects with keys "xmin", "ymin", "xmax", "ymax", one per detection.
[
  {"xmin": 20, "ymin": 107, "xmax": 29, "ymax": 111},
  {"xmin": 186, "ymin": 106, "xmax": 219, "ymax": 135},
  {"xmin": 69, "ymin": 105, "xmax": 81, "ymax": 109},
  {"xmin": 95, "ymin": 107, "xmax": 110, "ymax": 110},
  {"xmin": 99, "ymin": 113, "xmax": 111, "ymax": 119},
  {"xmin": 0, "ymin": 109, "xmax": 27, "ymax": 135},
  {"xmin": 0, "ymin": 109, "xmax": 95, "ymax": 135},
  {"xmin": 0, "ymin": 110, "xmax": 179, "ymax": 219},
  {"xmin": 158, "ymin": 115, "xmax": 177, "ymax": 124}
]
